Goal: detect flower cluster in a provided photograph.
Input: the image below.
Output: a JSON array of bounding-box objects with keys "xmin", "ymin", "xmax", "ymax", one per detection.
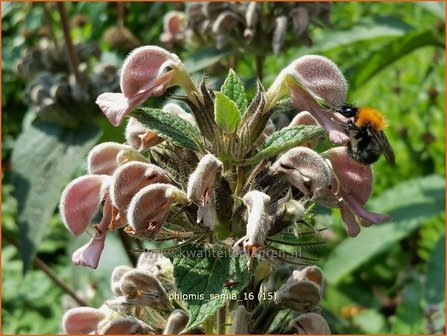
[
  {"xmin": 62, "ymin": 253, "xmax": 190, "ymax": 334},
  {"xmin": 161, "ymin": 2, "xmax": 331, "ymax": 54},
  {"xmin": 17, "ymin": 38, "xmax": 119, "ymax": 126},
  {"xmin": 59, "ymin": 43, "xmax": 392, "ymax": 334}
]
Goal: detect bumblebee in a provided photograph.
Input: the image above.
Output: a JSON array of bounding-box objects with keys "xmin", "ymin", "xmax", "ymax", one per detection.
[{"xmin": 332, "ymin": 104, "xmax": 395, "ymax": 165}]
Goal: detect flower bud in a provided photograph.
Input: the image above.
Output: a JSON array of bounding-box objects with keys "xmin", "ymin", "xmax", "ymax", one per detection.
[
  {"xmin": 126, "ymin": 183, "xmax": 188, "ymax": 236},
  {"xmin": 160, "ymin": 11, "xmax": 186, "ymax": 45},
  {"xmin": 187, "ymin": 154, "xmax": 223, "ymax": 230},
  {"xmin": 110, "ymin": 161, "xmax": 170, "ymax": 212},
  {"xmin": 99, "ymin": 316, "xmax": 151, "ymax": 335},
  {"xmin": 62, "ymin": 307, "xmax": 105, "ymax": 334},
  {"xmin": 288, "ymin": 312, "xmax": 331, "ymax": 334},
  {"xmin": 271, "ymin": 147, "xmax": 331, "ymax": 198},
  {"xmin": 111, "ymin": 265, "xmax": 133, "ymax": 296},
  {"xmin": 119, "ymin": 269, "xmax": 169, "ymax": 309},
  {"xmin": 290, "ymin": 7, "xmax": 310, "ymax": 37},
  {"xmin": 238, "ymin": 190, "xmax": 271, "ymax": 259},
  {"xmin": 137, "ymin": 252, "xmax": 174, "ymax": 283},
  {"xmin": 230, "ymin": 305, "xmax": 251, "ymax": 334},
  {"xmin": 275, "ymin": 266, "xmax": 323, "ymax": 312},
  {"xmin": 87, "ymin": 142, "xmax": 132, "ymax": 175},
  {"xmin": 244, "ymin": 2, "xmax": 260, "ymax": 42},
  {"xmin": 60, "ymin": 175, "xmax": 110, "ymax": 236},
  {"xmin": 272, "ymin": 16, "xmax": 288, "ymax": 55},
  {"xmin": 163, "ymin": 309, "xmax": 189, "ymax": 334},
  {"xmin": 125, "ymin": 117, "xmax": 164, "ymax": 151}
]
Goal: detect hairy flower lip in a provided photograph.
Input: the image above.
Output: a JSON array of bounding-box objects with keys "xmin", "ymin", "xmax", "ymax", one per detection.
[{"xmin": 72, "ymin": 198, "xmax": 112, "ymax": 269}]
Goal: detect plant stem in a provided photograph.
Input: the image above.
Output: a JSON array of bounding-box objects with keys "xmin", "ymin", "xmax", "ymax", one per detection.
[
  {"xmin": 217, "ymin": 304, "xmax": 227, "ymax": 334},
  {"xmin": 256, "ymin": 55, "xmax": 264, "ymax": 82},
  {"xmin": 118, "ymin": 229, "xmax": 138, "ymax": 267},
  {"xmin": 117, "ymin": 2, "xmax": 125, "ymax": 27},
  {"xmin": 3, "ymin": 230, "xmax": 89, "ymax": 307},
  {"xmin": 56, "ymin": 2, "xmax": 83, "ymax": 86}
]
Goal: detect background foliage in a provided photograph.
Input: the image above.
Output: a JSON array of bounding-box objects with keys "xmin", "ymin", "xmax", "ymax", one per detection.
[{"xmin": 2, "ymin": 2, "xmax": 445, "ymax": 334}]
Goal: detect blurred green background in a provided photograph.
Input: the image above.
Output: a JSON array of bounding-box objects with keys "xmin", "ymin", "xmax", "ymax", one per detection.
[{"xmin": 2, "ymin": 2, "xmax": 445, "ymax": 334}]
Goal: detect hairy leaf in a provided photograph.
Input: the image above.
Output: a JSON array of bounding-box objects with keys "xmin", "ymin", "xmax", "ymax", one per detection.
[
  {"xmin": 243, "ymin": 125, "xmax": 324, "ymax": 165},
  {"xmin": 221, "ymin": 69, "xmax": 248, "ymax": 114},
  {"xmin": 214, "ymin": 91, "xmax": 241, "ymax": 134},
  {"xmin": 132, "ymin": 108, "xmax": 201, "ymax": 151},
  {"xmin": 11, "ymin": 121, "xmax": 101, "ymax": 272},
  {"xmin": 172, "ymin": 244, "xmax": 251, "ymax": 332},
  {"xmin": 323, "ymin": 175, "xmax": 445, "ymax": 284}
]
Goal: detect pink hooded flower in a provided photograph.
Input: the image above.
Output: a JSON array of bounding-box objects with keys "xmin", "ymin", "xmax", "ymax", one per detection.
[
  {"xmin": 266, "ymin": 55, "xmax": 350, "ymax": 144},
  {"xmin": 72, "ymin": 198, "xmax": 112, "ymax": 269},
  {"xmin": 96, "ymin": 46, "xmax": 182, "ymax": 126},
  {"xmin": 321, "ymin": 147, "xmax": 391, "ymax": 237},
  {"xmin": 60, "ymin": 174, "xmax": 113, "ymax": 268}
]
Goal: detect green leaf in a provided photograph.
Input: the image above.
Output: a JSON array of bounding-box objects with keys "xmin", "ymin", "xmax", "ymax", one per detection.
[
  {"xmin": 425, "ymin": 233, "xmax": 445, "ymax": 305},
  {"xmin": 132, "ymin": 108, "xmax": 201, "ymax": 151},
  {"xmin": 312, "ymin": 16, "xmax": 413, "ymax": 53},
  {"xmin": 347, "ymin": 30, "xmax": 444, "ymax": 91},
  {"xmin": 323, "ymin": 175, "xmax": 445, "ymax": 284},
  {"xmin": 221, "ymin": 69, "xmax": 248, "ymax": 114},
  {"xmin": 392, "ymin": 275, "xmax": 425, "ymax": 334},
  {"xmin": 11, "ymin": 121, "xmax": 101, "ymax": 272},
  {"xmin": 214, "ymin": 91, "xmax": 241, "ymax": 134},
  {"xmin": 243, "ymin": 125, "xmax": 325, "ymax": 165},
  {"xmin": 183, "ymin": 47, "xmax": 230, "ymax": 73},
  {"xmin": 172, "ymin": 244, "xmax": 251, "ymax": 332}
]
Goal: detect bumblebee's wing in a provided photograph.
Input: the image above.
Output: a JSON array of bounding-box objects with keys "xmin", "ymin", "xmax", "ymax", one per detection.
[{"xmin": 372, "ymin": 130, "xmax": 396, "ymax": 165}]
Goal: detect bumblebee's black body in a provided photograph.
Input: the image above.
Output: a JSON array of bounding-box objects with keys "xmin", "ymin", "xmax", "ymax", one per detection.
[
  {"xmin": 329, "ymin": 104, "xmax": 395, "ymax": 165},
  {"xmin": 345, "ymin": 120, "xmax": 383, "ymax": 164}
]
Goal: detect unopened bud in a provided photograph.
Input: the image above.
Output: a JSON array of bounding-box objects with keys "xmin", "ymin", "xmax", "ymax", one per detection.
[
  {"xmin": 125, "ymin": 117, "xmax": 164, "ymax": 151},
  {"xmin": 163, "ymin": 309, "xmax": 189, "ymax": 334},
  {"xmin": 238, "ymin": 190, "xmax": 271, "ymax": 259},
  {"xmin": 290, "ymin": 7, "xmax": 310, "ymax": 37},
  {"xmin": 275, "ymin": 266, "xmax": 323, "ymax": 312},
  {"xmin": 87, "ymin": 142, "xmax": 132, "ymax": 175},
  {"xmin": 111, "ymin": 265, "xmax": 133, "ymax": 296},
  {"xmin": 288, "ymin": 312, "xmax": 331, "ymax": 334},
  {"xmin": 271, "ymin": 147, "xmax": 331, "ymax": 198},
  {"xmin": 126, "ymin": 183, "xmax": 188, "ymax": 236},
  {"xmin": 212, "ymin": 11, "xmax": 239, "ymax": 35},
  {"xmin": 244, "ymin": 2, "xmax": 260, "ymax": 41},
  {"xmin": 273, "ymin": 16, "xmax": 288, "ymax": 55},
  {"xmin": 230, "ymin": 305, "xmax": 251, "ymax": 334},
  {"xmin": 119, "ymin": 269, "xmax": 169, "ymax": 309}
]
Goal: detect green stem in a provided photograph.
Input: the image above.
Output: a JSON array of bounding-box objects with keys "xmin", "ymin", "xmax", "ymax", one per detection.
[{"xmin": 217, "ymin": 304, "xmax": 227, "ymax": 334}]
